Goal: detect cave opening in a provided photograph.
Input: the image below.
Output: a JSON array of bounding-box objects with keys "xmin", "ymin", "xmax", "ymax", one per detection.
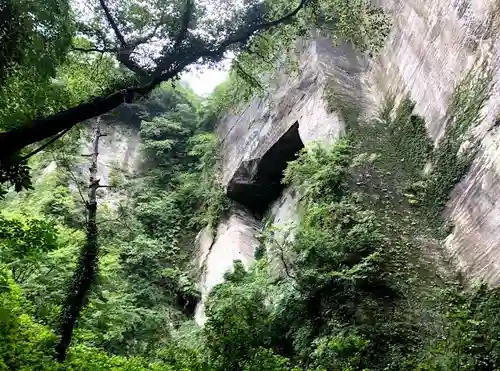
[{"xmin": 227, "ymin": 122, "xmax": 304, "ymax": 216}]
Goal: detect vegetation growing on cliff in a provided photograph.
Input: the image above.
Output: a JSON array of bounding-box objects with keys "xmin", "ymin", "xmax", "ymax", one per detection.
[
  {"xmin": 2, "ymin": 0, "xmax": 500, "ymax": 370},
  {"xmin": 375, "ymin": 59, "xmax": 493, "ymax": 234},
  {"xmin": 200, "ymin": 140, "xmax": 500, "ymax": 370}
]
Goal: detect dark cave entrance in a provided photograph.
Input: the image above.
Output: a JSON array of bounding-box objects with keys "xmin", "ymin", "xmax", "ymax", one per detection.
[{"xmin": 227, "ymin": 122, "xmax": 305, "ymax": 216}]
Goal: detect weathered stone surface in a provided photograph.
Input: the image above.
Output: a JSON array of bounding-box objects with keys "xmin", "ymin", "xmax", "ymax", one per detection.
[
  {"xmin": 217, "ymin": 39, "xmax": 367, "ymax": 188},
  {"xmin": 369, "ymin": 0, "xmax": 494, "ymax": 142},
  {"xmin": 40, "ymin": 122, "xmax": 141, "ymax": 205},
  {"xmin": 227, "ymin": 122, "xmax": 304, "ymax": 215},
  {"xmin": 194, "ymin": 205, "xmax": 261, "ymax": 325},
  {"xmin": 196, "ymin": 0, "xmax": 500, "ymax": 320},
  {"xmin": 94, "ymin": 123, "xmax": 141, "ymax": 183},
  {"xmin": 267, "ymin": 187, "xmax": 301, "ymax": 230},
  {"xmin": 75, "ymin": 123, "xmax": 141, "ymax": 207},
  {"xmin": 369, "ymin": 0, "xmax": 500, "ymax": 284}
]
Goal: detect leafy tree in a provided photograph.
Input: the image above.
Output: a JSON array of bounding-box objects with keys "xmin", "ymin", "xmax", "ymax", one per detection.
[
  {"xmin": 0, "ymin": 0, "xmax": 311, "ymax": 164},
  {"xmin": 0, "ymin": 0, "xmax": 73, "ymax": 129},
  {"xmin": 0, "ymin": 215, "xmax": 59, "ymax": 283}
]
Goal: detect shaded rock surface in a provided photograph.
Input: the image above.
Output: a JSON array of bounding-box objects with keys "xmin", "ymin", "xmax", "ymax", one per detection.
[{"xmin": 227, "ymin": 122, "xmax": 304, "ymax": 215}]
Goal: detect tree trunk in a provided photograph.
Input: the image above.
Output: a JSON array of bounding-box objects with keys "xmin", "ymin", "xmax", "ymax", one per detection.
[{"xmin": 55, "ymin": 118, "xmax": 102, "ymax": 362}]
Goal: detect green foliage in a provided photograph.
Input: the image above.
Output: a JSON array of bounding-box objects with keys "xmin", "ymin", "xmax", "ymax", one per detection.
[
  {"xmin": 203, "ymin": 71, "xmax": 257, "ymax": 119},
  {"xmin": 311, "ymin": 332, "xmax": 370, "ymax": 370},
  {"xmin": 419, "ymin": 284, "xmax": 500, "ymax": 370},
  {"xmin": 0, "ymin": 269, "xmax": 181, "ymax": 370},
  {"xmin": 57, "ymin": 46, "xmax": 133, "ymax": 107},
  {"xmin": 1, "ymin": 168, "xmax": 83, "ymax": 227},
  {"xmin": 377, "ymin": 61, "xmax": 492, "ymax": 226},
  {"xmin": 0, "ymin": 214, "xmax": 59, "ymax": 284},
  {"xmin": 0, "ymin": 273, "xmax": 59, "ymax": 370},
  {"xmin": 317, "ymin": 0, "xmax": 391, "ymax": 54},
  {"xmin": 205, "ymin": 269, "xmax": 275, "ymax": 370},
  {"xmin": 388, "ymin": 95, "xmax": 433, "ymax": 175},
  {"xmin": 200, "ymin": 139, "xmax": 500, "ymax": 371},
  {"xmin": 0, "ymin": 0, "xmax": 73, "ymax": 130},
  {"xmin": 283, "ymin": 140, "xmax": 352, "ymax": 203},
  {"xmin": 0, "ymin": 161, "xmax": 33, "ymax": 198},
  {"xmin": 421, "ymin": 62, "xmax": 492, "ymax": 217}
]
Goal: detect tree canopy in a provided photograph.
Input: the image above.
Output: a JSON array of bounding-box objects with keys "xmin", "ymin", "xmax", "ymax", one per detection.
[{"xmin": 0, "ymin": 0, "xmax": 311, "ymax": 165}]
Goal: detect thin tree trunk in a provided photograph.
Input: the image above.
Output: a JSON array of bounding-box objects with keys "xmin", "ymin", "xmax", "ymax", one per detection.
[{"xmin": 55, "ymin": 118, "xmax": 102, "ymax": 362}]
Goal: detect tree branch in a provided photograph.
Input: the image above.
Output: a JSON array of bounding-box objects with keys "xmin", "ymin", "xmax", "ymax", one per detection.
[
  {"xmin": 174, "ymin": 0, "xmax": 194, "ymax": 48},
  {"xmin": 56, "ymin": 153, "xmax": 89, "ymax": 216},
  {"xmin": 97, "ymin": 0, "xmax": 150, "ymax": 76},
  {"xmin": 71, "ymin": 46, "xmax": 122, "ymax": 54},
  {"xmin": 117, "ymin": 51, "xmax": 149, "ymax": 77},
  {"xmin": 0, "ymin": 0, "xmax": 309, "ymax": 164},
  {"xmin": 129, "ymin": 8, "xmax": 167, "ymax": 47},
  {"xmin": 99, "ymin": 0, "xmax": 127, "ymax": 48},
  {"xmin": 19, "ymin": 127, "xmax": 72, "ymax": 162},
  {"xmin": 152, "ymin": 1, "xmax": 194, "ymax": 76},
  {"xmin": 0, "ymin": 89, "xmax": 134, "ymax": 163}
]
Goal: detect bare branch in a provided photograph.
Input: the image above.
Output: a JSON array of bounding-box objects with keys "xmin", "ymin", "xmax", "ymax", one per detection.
[
  {"xmin": 18, "ymin": 127, "xmax": 72, "ymax": 163},
  {"xmin": 210, "ymin": 0, "xmax": 308, "ymax": 56},
  {"xmin": 62, "ymin": 161, "xmax": 89, "ymax": 208},
  {"xmin": 71, "ymin": 46, "xmax": 122, "ymax": 54},
  {"xmin": 274, "ymin": 237, "xmax": 300, "ymax": 291}
]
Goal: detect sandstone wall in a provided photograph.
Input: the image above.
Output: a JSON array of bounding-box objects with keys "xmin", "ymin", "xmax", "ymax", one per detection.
[
  {"xmin": 370, "ymin": 0, "xmax": 500, "ymax": 284},
  {"xmin": 194, "ymin": 206, "xmax": 261, "ymax": 325},
  {"xmin": 195, "ymin": 0, "xmax": 500, "ymax": 323}
]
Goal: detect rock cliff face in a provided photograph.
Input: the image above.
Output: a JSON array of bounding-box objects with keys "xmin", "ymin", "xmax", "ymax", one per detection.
[
  {"xmin": 193, "ymin": 39, "xmax": 363, "ymax": 322},
  {"xmin": 40, "ymin": 122, "xmax": 140, "ymax": 201},
  {"xmin": 370, "ymin": 0, "xmax": 500, "ymax": 284},
  {"xmin": 194, "ymin": 207, "xmax": 260, "ymax": 325},
  {"xmin": 194, "ymin": 0, "xmax": 500, "ymax": 321}
]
